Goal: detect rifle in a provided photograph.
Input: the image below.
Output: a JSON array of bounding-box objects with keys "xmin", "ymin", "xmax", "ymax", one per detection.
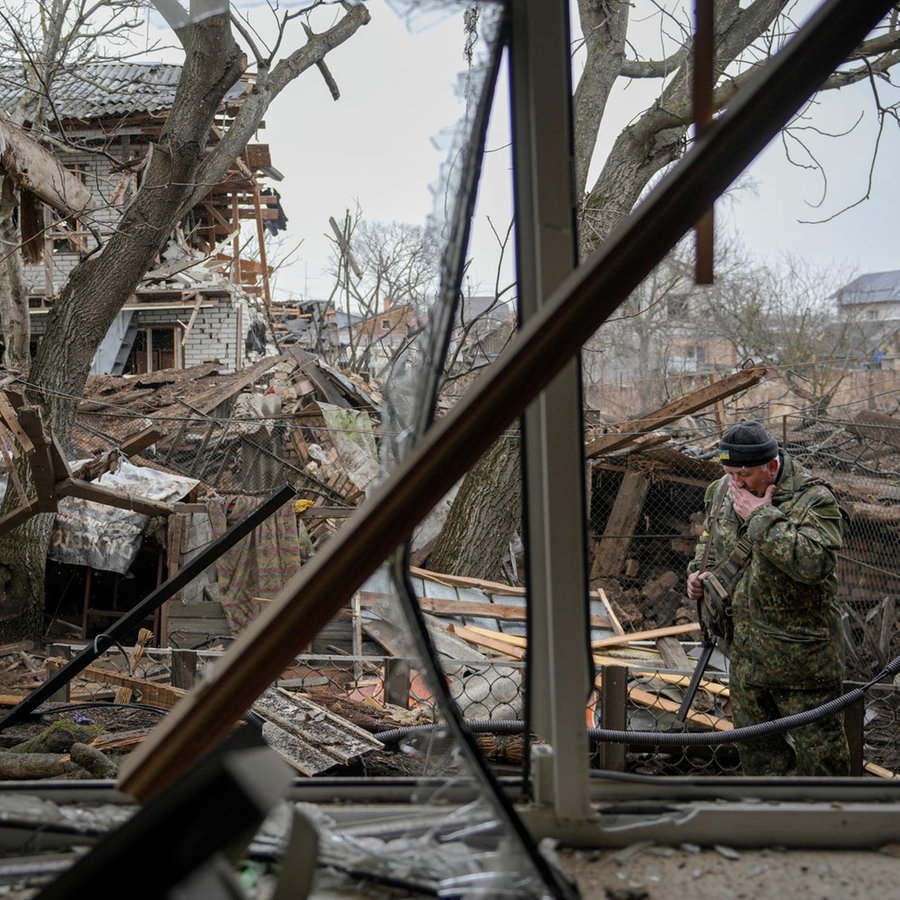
[
  {"xmin": 676, "ymin": 633, "xmax": 716, "ymax": 722},
  {"xmin": 676, "ymin": 475, "xmax": 731, "ymax": 723}
]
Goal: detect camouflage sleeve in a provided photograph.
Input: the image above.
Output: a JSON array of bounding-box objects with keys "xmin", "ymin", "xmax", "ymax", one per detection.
[{"xmin": 743, "ymin": 485, "xmax": 843, "ymax": 584}]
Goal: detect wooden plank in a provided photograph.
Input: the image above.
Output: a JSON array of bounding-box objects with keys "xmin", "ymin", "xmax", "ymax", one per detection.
[
  {"xmin": 655, "ymin": 635, "xmax": 693, "ymax": 669},
  {"xmin": 0, "ymin": 501, "xmax": 41, "ymax": 535},
  {"xmin": 17, "ymin": 407, "xmax": 58, "ymax": 510},
  {"xmin": 0, "ymin": 694, "xmax": 26, "ymax": 707},
  {"xmin": 592, "ymin": 623, "xmax": 700, "ymax": 649},
  {"xmin": 288, "ymin": 347, "xmax": 346, "ymax": 406},
  {"xmin": 446, "ymin": 624, "xmax": 526, "ymax": 660},
  {"xmin": 864, "ymin": 760, "xmax": 900, "ymax": 779},
  {"xmin": 626, "ymin": 684, "xmax": 731, "ymax": 731},
  {"xmin": 81, "ymin": 665, "xmax": 186, "ymax": 709},
  {"xmin": 409, "ymin": 566, "xmax": 528, "ymax": 597},
  {"xmin": 591, "ymin": 468, "xmax": 651, "ymax": 578},
  {"xmin": 166, "ymin": 512, "xmax": 186, "ymax": 608},
  {"xmin": 0, "ymin": 392, "xmax": 33, "ymax": 454},
  {"xmin": 58, "ymin": 478, "xmax": 175, "ymax": 517},
  {"xmin": 626, "ymin": 669, "xmax": 730, "ymax": 698},
  {"xmin": 596, "ymin": 587, "xmax": 625, "ymax": 635},
  {"xmin": 584, "ymin": 366, "xmax": 767, "ymax": 458},
  {"xmin": 0, "ymin": 422, "xmax": 26, "ymax": 501}
]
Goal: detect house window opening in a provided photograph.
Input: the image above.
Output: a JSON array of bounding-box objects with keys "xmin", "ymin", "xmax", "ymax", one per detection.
[{"xmin": 126, "ymin": 325, "xmax": 182, "ymax": 374}]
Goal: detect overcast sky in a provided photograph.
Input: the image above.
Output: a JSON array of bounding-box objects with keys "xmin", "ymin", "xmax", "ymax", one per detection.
[{"xmin": 144, "ymin": 1, "xmax": 899, "ymax": 302}]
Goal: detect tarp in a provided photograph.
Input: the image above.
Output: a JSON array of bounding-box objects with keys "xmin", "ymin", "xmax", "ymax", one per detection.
[{"xmin": 48, "ymin": 460, "xmax": 199, "ymax": 574}]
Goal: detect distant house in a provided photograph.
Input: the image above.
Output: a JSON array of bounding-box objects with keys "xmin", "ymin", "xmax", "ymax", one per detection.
[
  {"xmin": 0, "ymin": 62, "xmax": 286, "ymax": 374},
  {"xmin": 833, "ymin": 270, "xmax": 900, "ymax": 321},
  {"xmin": 350, "ymin": 300, "xmax": 422, "ymax": 375},
  {"xmin": 829, "ymin": 271, "xmax": 900, "ymax": 369}
]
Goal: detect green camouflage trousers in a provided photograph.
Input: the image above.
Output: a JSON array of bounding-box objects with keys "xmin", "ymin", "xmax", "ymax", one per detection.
[{"xmin": 730, "ymin": 679, "xmax": 851, "ymax": 776}]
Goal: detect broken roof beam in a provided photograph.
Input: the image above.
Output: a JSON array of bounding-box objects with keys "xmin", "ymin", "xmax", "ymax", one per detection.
[
  {"xmin": 0, "ymin": 116, "xmax": 96, "ymax": 216},
  {"xmin": 168, "ymin": 354, "xmax": 281, "ymax": 419},
  {"xmin": 584, "ymin": 365, "xmax": 767, "ymax": 459}
]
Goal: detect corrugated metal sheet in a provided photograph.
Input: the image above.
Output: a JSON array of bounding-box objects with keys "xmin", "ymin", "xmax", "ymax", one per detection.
[
  {"xmin": 48, "ymin": 459, "xmax": 199, "ymax": 574},
  {"xmin": 0, "ymin": 62, "xmax": 248, "ymax": 120}
]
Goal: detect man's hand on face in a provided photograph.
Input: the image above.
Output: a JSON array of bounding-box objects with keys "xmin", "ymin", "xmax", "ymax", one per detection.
[{"xmin": 730, "ymin": 481, "xmax": 775, "ymax": 519}]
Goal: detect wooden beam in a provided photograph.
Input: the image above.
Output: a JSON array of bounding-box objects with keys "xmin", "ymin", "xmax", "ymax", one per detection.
[
  {"xmin": 82, "ymin": 665, "xmax": 186, "ymax": 709},
  {"xmin": 57, "ymin": 478, "xmax": 175, "ymax": 517},
  {"xmin": 0, "ymin": 392, "xmax": 33, "ymax": 455},
  {"xmin": 0, "ymin": 116, "xmax": 95, "ymax": 215},
  {"xmin": 584, "ymin": 366, "xmax": 767, "ymax": 459},
  {"xmin": 591, "ymin": 622, "xmax": 700, "ymax": 649},
  {"xmin": 17, "ymin": 407, "xmax": 62, "ymax": 511},
  {"xmin": 590, "ymin": 468, "xmax": 651, "ymax": 578}
]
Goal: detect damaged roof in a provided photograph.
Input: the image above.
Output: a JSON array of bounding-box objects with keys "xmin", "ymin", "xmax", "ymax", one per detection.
[{"xmin": 0, "ymin": 62, "xmax": 249, "ymax": 120}]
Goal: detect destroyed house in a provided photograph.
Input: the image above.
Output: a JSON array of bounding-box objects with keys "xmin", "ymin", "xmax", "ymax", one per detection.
[{"xmin": 0, "ymin": 62, "xmax": 285, "ymax": 374}]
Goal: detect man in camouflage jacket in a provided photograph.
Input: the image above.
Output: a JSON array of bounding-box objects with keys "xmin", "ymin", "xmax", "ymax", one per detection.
[{"xmin": 687, "ymin": 420, "xmax": 850, "ymax": 776}]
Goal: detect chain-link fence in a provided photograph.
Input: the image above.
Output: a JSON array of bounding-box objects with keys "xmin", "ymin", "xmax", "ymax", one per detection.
[{"xmin": 31, "ymin": 635, "xmax": 894, "ymax": 780}]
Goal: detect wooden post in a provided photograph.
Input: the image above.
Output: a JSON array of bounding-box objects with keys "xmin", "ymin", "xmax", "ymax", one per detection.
[
  {"xmin": 597, "ymin": 665, "xmax": 628, "ymax": 771},
  {"xmin": 171, "ymin": 649, "xmax": 198, "ymax": 690},
  {"xmin": 590, "ymin": 469, "xmax": 651, "ymax": 578},
  {"xmin": 843, "ymin": 681, "xmax": 864, "ymax": 777},
  {"xmin": 384, "ymin": 658, "xmax": 411, "ymax": 710}
]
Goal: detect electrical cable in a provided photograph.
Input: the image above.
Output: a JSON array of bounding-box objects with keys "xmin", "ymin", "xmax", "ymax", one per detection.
[{"xmin": 374, "ymin": 650, "xmax": 900, "ymax": 749}]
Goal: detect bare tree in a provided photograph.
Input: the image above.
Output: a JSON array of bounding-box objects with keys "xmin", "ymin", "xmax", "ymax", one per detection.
[
  {"xmin": 326, "ymin": 208, "xmax": 438, "ymax": 376},
  {"xmin": 573, "ymin": 2, "xmax": 900, "ymax": 259},
  {"xmin": 698, "ymin": 254, "xmax": 862, "ymax": 412},
  {"xmin": 0, "ymin": 0, "xmax": 370, "ymax": 640},
  {"xmin": 431, "ymin": 3, "xmax": 900, "ymax": 582}
]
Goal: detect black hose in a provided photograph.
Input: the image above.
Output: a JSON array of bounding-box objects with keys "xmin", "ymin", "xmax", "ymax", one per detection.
[{"xmin": 375, "ymin": 652, "xmax": 900, "ymax": 748}]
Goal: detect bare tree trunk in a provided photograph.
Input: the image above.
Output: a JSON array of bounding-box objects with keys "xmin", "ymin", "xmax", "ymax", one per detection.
[
  {"xmin": 0, "ymin": 514, "xmax": 51, "ymax": 641},
  {"xmin": 0, "ymin": 180, "xmax": 30, "ymax": 372},
  {"xmin": 429, "ymin": 431, "xmax": 522, "ymax": 580}
]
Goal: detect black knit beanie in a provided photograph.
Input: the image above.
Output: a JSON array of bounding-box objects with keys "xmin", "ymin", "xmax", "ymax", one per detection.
[{"xmin": 718, "ymin": 420, "xmax": 778, "ymax": 467}]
